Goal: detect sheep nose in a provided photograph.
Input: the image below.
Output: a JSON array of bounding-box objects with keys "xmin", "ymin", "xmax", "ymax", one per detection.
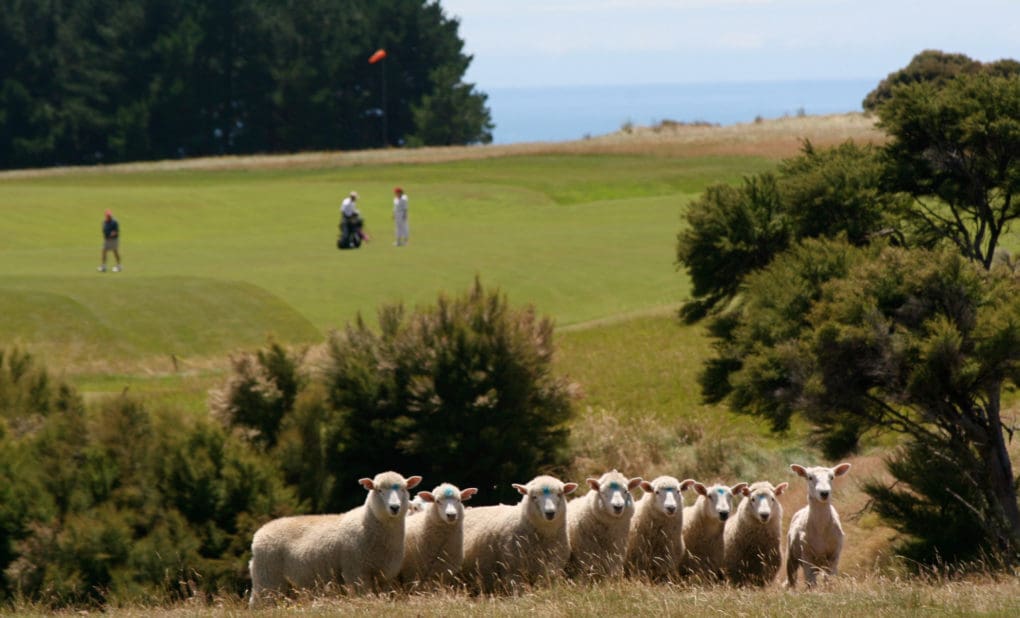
[
  {"xmin": 759, "ymin": 513, "xmax": 769, "ymax": 522},
  {"xmin": 613, "ymin": 504, "xmax": 624, "ymax": 515},
  {"xmin": 389, "ymin": 505, "xmax": 401, "ymax": 515},
  {"xmin": 719, "ymin": 511, "xmax": 729, "ymax": 521},
  {"xmin": 819, "ymin": 491, "xmax": 830, "ymax": 501},
  {"xmin": 544, "ymin": 510, "xmax": 556, "ymax": 521},
  {"xmin": 665, "ymin": 505, "xmax": 677, "ymax": 515},
  {"xmin": 446, "ymin": 513, "xmax": 458, "ymax": 522}
]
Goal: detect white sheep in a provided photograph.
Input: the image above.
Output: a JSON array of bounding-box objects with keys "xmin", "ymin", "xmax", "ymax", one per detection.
[
  {"xmin": 722, "ymin": 480, "xmax": 788, "ymax": 587},
  {"xmin": 408, "ymin": 494, "xmax": 427, "ymax": 516},
  {"xmin": 248, "ymin": 470, "xmax": 422, "ymax": 606},
  {"xmin": 399, "ymin": 483, "xmax": 478, "ymax": 588},
  {"xmin": 624, "ymin": 475, "xmax": 695, "ymax": 582},
  {"xmin": 786, "ymin": 462, "xmax": 852, "ymax": 588},
  {"xmin": 681, "ymin": 481, "xmax": 748, "ymax": 580},
  {"xmin": 565, "ymin": 469, "xmax": 642, "ymax": 580},
  {"xmin": 460, "ymin": 475, "xmax": 579, "ymax": 593}
]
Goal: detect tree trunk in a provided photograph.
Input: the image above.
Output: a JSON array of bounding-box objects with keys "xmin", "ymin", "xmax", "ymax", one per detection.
[{"xmin": 981, "ymin": 388, "xmax": 1020, "ymax": 558}]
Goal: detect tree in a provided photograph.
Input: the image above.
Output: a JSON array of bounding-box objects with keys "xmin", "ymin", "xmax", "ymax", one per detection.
[
  {"xmin": 878, "ymin": 72, "xmax": 1020, "ymax": 269},
  {"xmin": 676, "ymin": 141, "xmax": 901, "ymax": 321},
  {"xmin": 407, "ymin": 64, "xmax": 493, "ymax": 146},
  {"xmin": 863, "ymin": 50, "xmax": 981, "ymax": 112},
  {"xmin": 705, "ymin": 241, "xmax": 1020, "ymax": 560}
]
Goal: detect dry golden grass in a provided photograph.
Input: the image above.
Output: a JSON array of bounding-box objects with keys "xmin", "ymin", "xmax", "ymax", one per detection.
[
  {"xmin": 0, "ymin": 113, "xmax": 884, "ymax": 180},
  {"xmin": 22, "ymin": 574, "xmax": 1017, "ymax": 617}
]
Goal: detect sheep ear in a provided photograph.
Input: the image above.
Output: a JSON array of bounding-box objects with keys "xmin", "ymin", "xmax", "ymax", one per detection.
[
  {"xmin": 512, "ymin": 483, "xmax": 528, "ymax": 495},
  {"xmin": 731, "ymin": 482, "xmax": 748, "ymax": 495},
  {"xmin": 359, "ymin": 478, "xmax": 375, "ymax": 491},
  {"xmin": 461, "ymin": 488, "xmax": 479, "ymax": 501},
  {"xmin": 563, "ymin": 482, "xmax": 579, "ymax": 495},
  {"xmin": 405, "ymin": 475, "xmax": 423, "ymax": 489},
  {"xmin": 627, "ymin": 477, "xmax": 643, "ymax": 491},
  {"xmin": 833, "ymin": 463, "xmax": 852, "ymax": 477},
  {"xmin": 774, "ymin": 482, "xmax": 789, "ymax": 496},
  {"xmin": 739, "ymin": 484, "xmax": 751, "ymax": 496},
  {"xmin": 418, "ymin": 491, "xmax": 436, "ymax": 503},
  {"xmin": 694, "ymin": 482, "xmax": 708, "ymax": 496},
  {"xmin": 586, "ymin": 478, "xmax": 600, "ymax": 491},
  {"xmin": 790, "ymin": 464, "xmax": 807, "ymax": 478},
  {"xmin": 640, "ymin": 481, "xmax": 654, "ymax": 493},
  {"xmin": 679, "ymin": 478, "xmax": 696, "ymax": 491}
]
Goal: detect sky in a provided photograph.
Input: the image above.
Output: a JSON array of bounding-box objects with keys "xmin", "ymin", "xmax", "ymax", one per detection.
[{"xmin": 439, "ymin": 0, "xmax": 1020, "ymax": 89}]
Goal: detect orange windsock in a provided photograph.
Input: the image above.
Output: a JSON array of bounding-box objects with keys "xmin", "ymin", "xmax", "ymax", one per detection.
[{"xmin": 368, "ymin": 49, "xmax": 387, "ymax": 64}]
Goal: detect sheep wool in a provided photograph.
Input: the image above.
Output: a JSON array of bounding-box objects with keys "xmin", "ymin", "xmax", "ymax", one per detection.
[
  {"xmin": 681, "ymin": 481, "xmax": 747, "ymax": 580},
  {"xmin": 723, "ymin": 480, "xmax": 788, "ymax": 587},
  {"xmin": 565, "ymin": 469, "xmax": 642, "ymax": 580},
  {"xmin": 248, "ymin": 470, "xmax": 422, "ymax": 607},
  {"xmin": 624, "ymin": 475, "xmax": 695, "ymax": 582},
  {"xmin": 399, "ymin": 483, "xmax": 478, "ymax": 588},
  {"xmin": 460, "ymin": 475, "xmax": 578, "ymax": 593},
  {"xmin": 786, "ymin": 463, "xmax": 852, "ymax": 588}
]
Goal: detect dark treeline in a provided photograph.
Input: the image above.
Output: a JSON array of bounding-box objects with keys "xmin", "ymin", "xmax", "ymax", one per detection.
[{"xmin": 0, "ymin": 0, "xmax": 493, "ymax": 170}]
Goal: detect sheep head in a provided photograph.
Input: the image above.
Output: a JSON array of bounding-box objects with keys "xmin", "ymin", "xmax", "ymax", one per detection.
[
  {"xmin": 359, "ymin": 471, "xmax": 423, "ymax": 520},
  {"xmin": 417, "ymin": 483, "xmax": 478, "ymax": 525},
  {"xmin": 790, "ymin": 463, "xmax": 851, "ymax": 503},
  {"xmin": 512, "ymin": 475, "xmax": 578, "ymax": 525}
]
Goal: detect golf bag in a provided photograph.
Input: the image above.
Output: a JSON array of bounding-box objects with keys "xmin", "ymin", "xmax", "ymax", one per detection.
[{"xmin": 338, "ymin": 214, "xmax": 364, "ymax": 249}]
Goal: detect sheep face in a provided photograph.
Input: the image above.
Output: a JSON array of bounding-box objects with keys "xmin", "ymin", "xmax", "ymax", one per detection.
[
  {"xmin": 694, "ymin": 482, "xmax": 748, "ymax": 522},
  {"xmin": 587, "ymin": 470, "xmax": 641, "ymax": 519},
  {"xmin": 740, "ymin": 482, "xmax": 788, "ymax": 524},
  {"xmin": 790, "ymin": 463, "xmax": 851, "ymax": 503},
  {"xmin": 639, "ymin": 476, "xmax": 695, "ymax": 518},
  {"xmin": 513, "ymin": 475, "xmax": 578, "ymax": 524},
  {"xmin": 359, "ymin": 471, "xmax": 423, "ymax": 520},
  {"xmin": 417, "ymin": 483, "xmax": 478, "ymax": 525}
]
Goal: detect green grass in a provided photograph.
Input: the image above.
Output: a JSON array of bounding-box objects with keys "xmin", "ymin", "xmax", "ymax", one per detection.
[{"xmin": 0, "ymin": 154, "xmax": 771, "ymax": 374}]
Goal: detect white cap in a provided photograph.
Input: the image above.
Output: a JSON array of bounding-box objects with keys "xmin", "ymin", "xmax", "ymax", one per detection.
[{"xmin": 349, "ymin": 191, "xmax": 358, "ymax": 199}]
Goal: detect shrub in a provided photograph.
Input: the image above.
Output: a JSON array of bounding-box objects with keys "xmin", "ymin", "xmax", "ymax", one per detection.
[{"xmin": 301, "ymin": 278, "xmax": 575, "ymax": 509}]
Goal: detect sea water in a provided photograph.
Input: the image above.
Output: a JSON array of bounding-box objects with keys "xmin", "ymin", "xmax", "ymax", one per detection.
[{"xmin": 485, "ymin": 79, "xmax": 877, "ymax": 144}]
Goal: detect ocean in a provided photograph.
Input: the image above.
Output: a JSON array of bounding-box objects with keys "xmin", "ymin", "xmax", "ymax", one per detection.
[{"xmin": 485, "ymin": 79, "xmax": 877, "ymax": 144}]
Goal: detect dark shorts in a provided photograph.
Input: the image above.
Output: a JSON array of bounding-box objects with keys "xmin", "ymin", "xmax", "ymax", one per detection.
[{"xmin": 103, "ymin": 238, "xmax": 119, "ymax": 250}]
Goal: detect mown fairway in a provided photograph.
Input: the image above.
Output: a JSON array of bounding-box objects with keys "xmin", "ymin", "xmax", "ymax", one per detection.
[{"xmin": 1, "ymin": 153, "xmax": 771, "ymax": 375}]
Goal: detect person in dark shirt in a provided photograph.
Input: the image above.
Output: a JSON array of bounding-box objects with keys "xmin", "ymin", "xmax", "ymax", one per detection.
[{"xmin": 98, "ymin": 209, "xmax": 122, "ymax": 272}]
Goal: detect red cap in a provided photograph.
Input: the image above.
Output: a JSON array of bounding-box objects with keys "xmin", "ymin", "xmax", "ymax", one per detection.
[{"xmin": 394, "ymin": 187, "xmax": 403, "ymax": 194}]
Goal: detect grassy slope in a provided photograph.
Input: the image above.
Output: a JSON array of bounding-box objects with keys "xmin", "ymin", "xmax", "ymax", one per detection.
[{"xmin": 1, "ymin": 155, "xmax": 770, "ymax": 364}]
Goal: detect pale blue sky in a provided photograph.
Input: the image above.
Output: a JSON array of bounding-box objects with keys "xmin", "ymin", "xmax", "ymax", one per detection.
[{"xmin": 440, "ymin": 0, "xmax": 1020, "ymax": 88}]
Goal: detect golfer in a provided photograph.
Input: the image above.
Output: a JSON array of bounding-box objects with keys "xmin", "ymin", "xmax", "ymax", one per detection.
[{"xmin": 393, "ymin": 187, "xmax": 409, "ymax": 246}]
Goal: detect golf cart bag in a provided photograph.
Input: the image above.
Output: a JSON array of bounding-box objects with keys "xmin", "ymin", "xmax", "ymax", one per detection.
[{"xmin": 338, "ymin": 214, "xmax": 364, "ymax": 249}]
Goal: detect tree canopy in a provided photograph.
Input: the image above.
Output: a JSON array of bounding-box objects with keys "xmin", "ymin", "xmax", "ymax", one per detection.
[
  {"xmin": 680, "ymin": 53, "xmax": 1020, "ymax": 564},
  {"xmin": 0, "ymin": 0, "xmax": 493, "ymax": 169}
]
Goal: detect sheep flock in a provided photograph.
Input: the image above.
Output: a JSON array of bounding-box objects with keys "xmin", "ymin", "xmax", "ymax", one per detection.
[{"xmin": 248, "ymin": 464, "xmax": 851, "ymax": 605}]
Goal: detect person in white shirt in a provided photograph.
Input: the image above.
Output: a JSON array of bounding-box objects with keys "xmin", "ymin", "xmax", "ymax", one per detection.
[
  {"xmin": 392, "ymin": 187, "xmax": 409, "ymax": 246},
  {"xmin": 338, "ymin": 191, "xmax": 365, "ymax": 249},
  {"xmin": 341, "ymin": 191, "xmax": 360, "ymax": 218}
]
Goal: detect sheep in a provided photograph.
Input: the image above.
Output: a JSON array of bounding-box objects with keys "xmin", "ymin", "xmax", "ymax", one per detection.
[
  {"xmin": 460, "ymin": 475, "xmax": 578, "ymax": 593},
  {"xmin": 399, "ymin": 483, "xmax": 478, "ymax": 588},
  {"xmin": 722, "ymin": 480, "xmax": 788, "ymax": 587},
  {"xmin": 408, "ymin": 494, "xmax": 427, "ymax": 516},
  {"xmin": 680, "ymin": 481, "xmax": 748, "ymax": 581},
  {"xmin": 565, "ymin": 469, "xmax": 642, "ymax": 580},
  {"xmin": 624, "ymin": 475, "xmax": 695, "ymax": 582},
  {"xmin": 248, "ymin": 470, "xmax": 422, "ymax": 607},
  {"xmin": 786, "ymin": 462, "xmax": 852, "ymax": 589}
]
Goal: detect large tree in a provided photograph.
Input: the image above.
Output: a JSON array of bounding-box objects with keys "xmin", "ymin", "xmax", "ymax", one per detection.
[{"xmin": 708, "ymin": 241, "xmax": 1020, "ymax": 560}]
